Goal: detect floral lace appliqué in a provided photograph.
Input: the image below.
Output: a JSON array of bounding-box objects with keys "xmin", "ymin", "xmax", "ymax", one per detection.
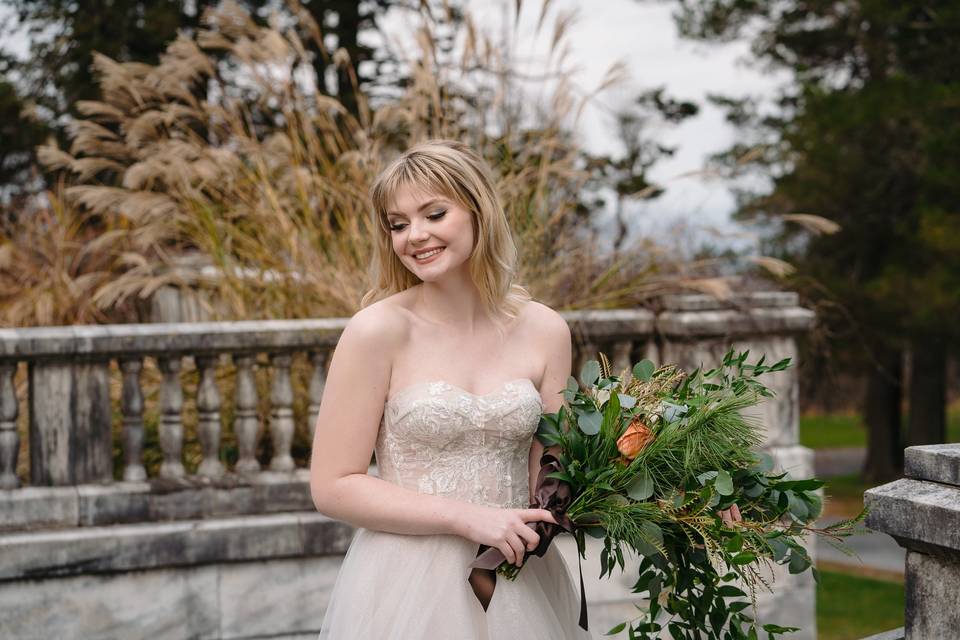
[{"xmin": 375, "ymin": 379, "xmax": 543, "ymax": 508}]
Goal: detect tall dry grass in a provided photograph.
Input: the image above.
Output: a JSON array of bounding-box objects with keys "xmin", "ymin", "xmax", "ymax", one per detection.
[{"xmin": 3, "ymin": 0, "xmax": 749, "ymax": 328}]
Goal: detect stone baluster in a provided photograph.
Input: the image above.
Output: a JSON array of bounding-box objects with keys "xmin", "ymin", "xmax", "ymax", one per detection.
[
  {"xmin": 576, "ymin": 341, "xmax": 598, "ymax": 382},
  {"xmin": 158, "ymin": 356, "xmax": 186, "ymax": 478},
  {"xmin": 232, "ymin": 354, "xmax": 261, "ymax": 474},
  {"xmin": 0, "ymin": 362, "xmax": 19, "ymax": 490},
  {"xmin": 307, "ymin": 350, "xmax": 328, "ymax": 437},
  {"xmin": 119, "ymin": 358, "xmax": 146, "ymax": 482},
  {"xmin": 610, "ymin": 339, "xmax": 634, "ymax": 377},
  {"xmin": 268, "ymin": 353, "xmax": 295, "ymax": 472},
  {"xmin": 195, "ymin": 355, "xmax": 224, "ymax": 478}
]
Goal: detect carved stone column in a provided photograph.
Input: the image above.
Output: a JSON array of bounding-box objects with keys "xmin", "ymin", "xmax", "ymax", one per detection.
[
  {"xmin": 268, "ymin": 353, "xmax": 295, "ymax": 472},
  {"xmin": 195, "ymin": 355, "xmax": 224, "ymax": 478},
  {"xmin": 158, "ymin": 356, "xmax": 185, "ymax": 479},
  {"xmin": 232, "ymin": 354, "xmax": 260, "ymax": 475},
  {"xmin": 119, "ymin": 357, "xmax": 147, "ymax": 482}
]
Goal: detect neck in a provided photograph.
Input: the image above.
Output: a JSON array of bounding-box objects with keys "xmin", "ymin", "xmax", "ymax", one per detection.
[{"xmin": 414, "ymin": 270, "xmax": 489, "ymax": 332}]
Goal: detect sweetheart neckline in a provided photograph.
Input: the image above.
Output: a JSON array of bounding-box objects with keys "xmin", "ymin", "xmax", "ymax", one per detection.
[{"xmin": 384, "ymin": 377, "xmax": 540, "ymax": 408}]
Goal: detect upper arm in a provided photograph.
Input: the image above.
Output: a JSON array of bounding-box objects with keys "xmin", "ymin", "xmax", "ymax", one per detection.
[
  {"xmin": 528, "ymin": 303, "xmax": 572, "ymax": 492},
  {"xmin": 536, "ymin": 304, "xmax": 573, "ymax": 414},
  {"xmin": 309, "ymin": 304, "xmax": 403, "ymax": 504}
]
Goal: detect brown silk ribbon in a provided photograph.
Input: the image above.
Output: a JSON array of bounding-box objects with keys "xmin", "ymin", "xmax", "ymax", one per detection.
[{"xmin": 467, "ymin": 454, "xmax": 589, "ymax": 631}]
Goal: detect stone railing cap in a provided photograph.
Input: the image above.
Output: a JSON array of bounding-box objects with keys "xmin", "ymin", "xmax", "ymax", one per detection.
[
  {"xmin": 660, "ymin": 291, "xmax": 799, "ymax": 311},
  {"xmin": 905, "ymin": 444, "xmax": 960, "ymax": 486},
  {"xmin": 864, "ymin": 477, "xmax": 960, "ymax": 555}
]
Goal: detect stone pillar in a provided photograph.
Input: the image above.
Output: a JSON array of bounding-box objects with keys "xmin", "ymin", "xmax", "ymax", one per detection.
[
  {"xmin": 655, "ymin": 292, "xmax": 817, "ymax": 639},
  {"xmin": 865, "ymin": 444, "xmax": 960, "ymax": 639},
  {"xmin": 27, "ymin": 359, "xmax": 113, "ymax": 486}
]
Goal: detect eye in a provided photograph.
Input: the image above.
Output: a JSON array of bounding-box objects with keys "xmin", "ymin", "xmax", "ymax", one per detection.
[{"xmin": 388, "ymin": 209, "xmax": 445, "ymax": 232}]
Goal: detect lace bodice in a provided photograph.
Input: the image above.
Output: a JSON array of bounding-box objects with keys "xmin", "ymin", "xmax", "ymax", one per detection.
[{"xmin": 374, "ymin": 378, "xmax": 544, "ymax": 509}]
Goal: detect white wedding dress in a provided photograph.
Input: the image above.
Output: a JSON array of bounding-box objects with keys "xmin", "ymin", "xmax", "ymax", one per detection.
[{"xmin": 318, "ymin": 378, "xmax": 594, "ymax": 639}]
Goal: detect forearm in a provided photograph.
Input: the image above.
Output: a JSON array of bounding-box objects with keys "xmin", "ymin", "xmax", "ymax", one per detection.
[{"xmin": 312, "ymin": 472, "xmax": 468, "ymax": 537}]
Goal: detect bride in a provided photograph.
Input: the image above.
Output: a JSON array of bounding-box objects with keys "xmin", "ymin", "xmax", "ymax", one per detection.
[{"xmin": 310, "ymin": 139, "xmax": 593, "ymax": 639}]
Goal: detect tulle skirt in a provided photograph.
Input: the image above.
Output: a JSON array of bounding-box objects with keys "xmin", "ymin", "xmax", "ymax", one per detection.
[{"xmin": 318, "ymin": 528, "xmax": 595, "ymax": 639}]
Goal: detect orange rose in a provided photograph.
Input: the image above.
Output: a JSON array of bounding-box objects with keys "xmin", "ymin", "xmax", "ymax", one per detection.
[{"xmin": 616, "ymin": 417, "xmax": 654, "ymax": 460}]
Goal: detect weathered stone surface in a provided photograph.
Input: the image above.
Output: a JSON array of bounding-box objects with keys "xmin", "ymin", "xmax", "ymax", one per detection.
[
  {"xmin": 660, "ymin": 336, "xmax": 801, "ymax": 447},
  {"xmin": 0, "ymin": 512, "xmax": 353, "ymax": 580},
  {"xmin": 864, "ymin": 478, "xmax": 960, "ymax": 558},
  {"xmin": 661, "ymin": 291, "xmax": 799, "ymax": 311},
  {"xmin": 7, "ymin": 475, "xmax": 319, "ymax": 531},
  {"xmin": 905, "ymin": 551, "xmax": 960, "ymax": 639},
  {"xmin": 657, "ymin": 307, "xmax": 816, "ymax": 338},
  {"xmin": 563, "ymin": 309, "xmax": 656, "ymax": 338},
  {"xmin": 77, "ymin": 482, "xmax": 152, "ymax": 525},
  {"xmin": 0, "ymin": 319, "xmax": 346, "ymax": 359},
  {"xmin": 219, "ymin": 556, "xmax": 342, "ymax": 639},
  {"xmin": 0, "ymin": 485, "xmax": 79, "ymax": 530},
  {"xmin": 904, "ymin": 444, "xmax": 960, "ymax": 487},
  {"xmin": 0, "ymin": 563, "xmax": 220, "ymax": 640},
  {"xmin": 28, "ymin": 361, "xmax": 113, "ymax": 486}
]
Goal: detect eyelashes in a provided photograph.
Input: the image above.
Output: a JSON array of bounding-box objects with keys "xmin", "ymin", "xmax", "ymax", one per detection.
[{"xmin": 388, "ymin": 209, "xmax": 447, "ymax": 232}]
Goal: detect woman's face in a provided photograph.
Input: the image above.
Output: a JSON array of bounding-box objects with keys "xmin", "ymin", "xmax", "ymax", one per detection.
[{"xmin": 385, "ymin": 185, "xmax": 475, "ymax": 282}]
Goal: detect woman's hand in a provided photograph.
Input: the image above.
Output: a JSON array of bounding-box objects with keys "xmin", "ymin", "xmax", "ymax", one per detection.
[
  {"xmin": 456, "ymin": 504, "xmax": 558, "ymax": 566},
  {"xmin": 719, "ymin": 503, "xmax": 742, "ymax": 527}
]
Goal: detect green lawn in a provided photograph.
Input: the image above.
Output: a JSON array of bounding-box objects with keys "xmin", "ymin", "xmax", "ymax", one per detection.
[
  {"xmin": 816, "ymin": 569, "xmax": 904, "ymax": 640},
  {"xmin": 800, "ymin": 400, "xmax": 960, "ymax": 450}
]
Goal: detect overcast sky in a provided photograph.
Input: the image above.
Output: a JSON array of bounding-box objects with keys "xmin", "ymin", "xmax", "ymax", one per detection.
[{"xmin": 384, "ymin": 0, "xmax": 790, "ymax": 249}]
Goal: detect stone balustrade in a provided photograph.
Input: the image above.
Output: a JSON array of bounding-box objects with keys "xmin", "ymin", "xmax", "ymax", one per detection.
[
  {"xmin": 865, "ymin": 444, "xmax": 960, "ymax": 639},
  {"xmin": 0, "ymin": 292, "xmax": 816, "ymax": 639}
]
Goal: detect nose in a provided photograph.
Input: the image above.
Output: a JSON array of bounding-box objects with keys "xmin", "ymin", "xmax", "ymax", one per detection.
[{"xmin": 407, "ymin": 219, "xmax": 431, "ymax": 244}]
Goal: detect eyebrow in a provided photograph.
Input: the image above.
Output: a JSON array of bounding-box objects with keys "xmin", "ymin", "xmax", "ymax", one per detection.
[{"xmin": 385, "ymin": 199, "xmax": 447, "ymax": 218}]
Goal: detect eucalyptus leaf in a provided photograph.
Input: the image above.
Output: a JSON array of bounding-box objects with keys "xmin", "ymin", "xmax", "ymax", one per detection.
[
  {"xmin": 633, "ymin": 359, "xmax": 655, "ymax": 381},
  {"xmin": 788, "ymin": 551, "xmax": 810, "ymax": 574},
  {"xmin": 714, "ymin": 470, "xmax": 734, "ymax": 496},
  {"xmin": 566, "ymin": 375, "xmax": 579, "ymax": 392},
  {"xmin": 627, "ymin": 470, "xmax": 655, "ymax": 501},
  {"xmin": 617, "ymin": 393, "xmax": 637, "ymax": 409},
  {"xmin": 697, "ymin": 471, "xmax": 719, "ymax": 486},
  {"xmin": 577, "ymin": 410, "xmax": 602, "ymax": 435},
  {"xmin": 580, "ymin": 360, "xmax": 601, "ymax": 385}
]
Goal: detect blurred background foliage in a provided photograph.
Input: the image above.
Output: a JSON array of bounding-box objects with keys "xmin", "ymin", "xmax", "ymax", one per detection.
[{"xmin": 1, "ymin": 0, "xmax": 958, "ymax": 485}]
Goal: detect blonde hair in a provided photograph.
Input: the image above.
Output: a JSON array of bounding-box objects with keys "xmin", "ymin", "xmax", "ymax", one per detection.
[{"xmin": 360, "ymin": 139, "xmax": 530, "ymax": 332}]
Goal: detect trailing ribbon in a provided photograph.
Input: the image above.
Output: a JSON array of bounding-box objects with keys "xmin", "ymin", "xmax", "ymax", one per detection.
[{"xmin": 467, "ymin": 453, "xmax": 589, "ymax": 631}]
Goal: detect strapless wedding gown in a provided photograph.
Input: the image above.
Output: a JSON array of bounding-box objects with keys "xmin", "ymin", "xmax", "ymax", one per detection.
[{"xmin": 318, "ymin": 378, "xmax": 594, "ymax": 639}]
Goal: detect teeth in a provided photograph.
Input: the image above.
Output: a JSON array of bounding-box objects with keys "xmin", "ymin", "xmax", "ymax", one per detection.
[{"xmin": 414, "ymin": 248, "xmax": 443, "ymax": 259}]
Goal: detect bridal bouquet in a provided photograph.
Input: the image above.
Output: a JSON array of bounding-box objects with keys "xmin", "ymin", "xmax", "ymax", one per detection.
[{"xmin": 472, "ymin": 349, "xmax": 862, "ymax": 639}]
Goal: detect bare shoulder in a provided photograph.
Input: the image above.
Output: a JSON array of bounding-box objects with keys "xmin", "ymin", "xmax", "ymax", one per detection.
[
  {"xmin": 339, "ymin": 294, "xmax": 411, "ymax": 357},
  {"xmin": 520, "ymin": 299, "xmax": 570, "ymax": 343}
]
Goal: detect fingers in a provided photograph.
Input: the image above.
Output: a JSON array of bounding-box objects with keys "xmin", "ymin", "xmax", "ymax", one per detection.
[
  {"xmin": 516, "ymin": 524, "xmax": 540, "ymax": 552},
  {"xmin": 521, "ymin": 508, "xmax": 557, "ymax": 525},
  {"xmin": 506, "ymin": 532, "xmax": 526, "ymax": 567},
  {"xmin": 730, "ymin": 503, "xmax": 742, "ymax": 522}
]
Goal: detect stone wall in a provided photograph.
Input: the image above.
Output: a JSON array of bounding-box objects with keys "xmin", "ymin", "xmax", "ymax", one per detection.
[{"xmin": 0, "ymin": 293, "xmax": 817, "ymax": 639}]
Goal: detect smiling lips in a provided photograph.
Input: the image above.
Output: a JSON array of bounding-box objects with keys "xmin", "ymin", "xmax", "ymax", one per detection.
[{"xmin": 412, "ymin": 247, "xmax": 445, "ymax": 262}]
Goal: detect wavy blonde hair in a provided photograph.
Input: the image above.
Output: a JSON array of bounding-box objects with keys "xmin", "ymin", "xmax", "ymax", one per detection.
[{"xmin": 361, "ymin": 139, "xmax": 530, "ymax": 332}]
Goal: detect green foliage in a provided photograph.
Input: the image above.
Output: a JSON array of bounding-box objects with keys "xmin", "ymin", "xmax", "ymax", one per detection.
[
  {"xmin": 531, "ymin": 349, "xmax": 859, "ymax": 639},
  {"xmin": 665, "ymin": 0, "xmax": 960, "ymax": 478}
]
